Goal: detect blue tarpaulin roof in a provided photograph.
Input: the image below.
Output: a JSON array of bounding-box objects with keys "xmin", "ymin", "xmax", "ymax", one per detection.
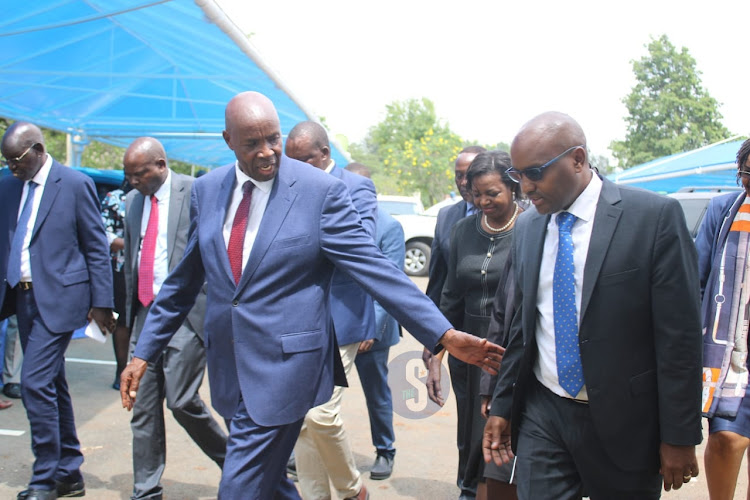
[
  {"xmin": 0, "ymin": 0, "xmax": 349, "ymax": 168},
  {"xmin": 610, "ymin": 138, "xmax": 745, "ymax": 193}
]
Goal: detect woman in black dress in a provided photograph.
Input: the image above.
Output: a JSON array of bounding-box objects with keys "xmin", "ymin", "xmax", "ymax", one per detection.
[{"xmin": 428, "ymin": 150, "xmax": 521, "ymax": 499}]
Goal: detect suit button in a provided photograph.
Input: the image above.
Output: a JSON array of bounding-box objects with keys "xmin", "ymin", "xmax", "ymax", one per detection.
[{"xmin": 232, "ymin": 300, "xmax": 239, "ymax": 307}]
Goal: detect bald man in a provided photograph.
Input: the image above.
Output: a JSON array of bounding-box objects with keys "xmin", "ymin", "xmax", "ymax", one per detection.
[
  {"xmin": 483, "ymin": 112, "xmax": 702, "ymax": 499},
  {"xmin": 0, "ymin": 122, "xmax": 114, "ymax": 500},
  {"xmin": 120, "ymin": 91, "xmax": 503, "ymax": 499},
  {"xmin": 122, "ymin": 137, "xmax": 226, "ymax": 500}
]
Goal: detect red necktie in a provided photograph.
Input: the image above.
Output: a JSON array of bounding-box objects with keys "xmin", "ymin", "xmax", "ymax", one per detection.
[
  {"xmin": 227, "ymin": 181, "xmax": 253, "ymax": 285},
  {"xmin": 138, "ymin": 195, "xmax": 158, "ymax": 307}
]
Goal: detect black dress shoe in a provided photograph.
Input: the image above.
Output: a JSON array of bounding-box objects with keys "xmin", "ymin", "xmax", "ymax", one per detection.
[
  {"xmin": 370, "ymin": 453, "xmax": 394, "ymax": 480},
  {"xmin": 17, "ymin": 488, "xmax": 58, "ymax": 500},
  {"xmin": 56, "ymin": 480, "xmax": 85, "ymax": 497},
  {"xmin": 3, "ymin": 382, "xmax": 22, "ymax": 399}
]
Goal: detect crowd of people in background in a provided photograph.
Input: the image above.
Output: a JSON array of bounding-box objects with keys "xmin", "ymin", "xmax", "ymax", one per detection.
[{"xmin": 1, "ymin": 91, "xmax": 749, "ymax": 500}]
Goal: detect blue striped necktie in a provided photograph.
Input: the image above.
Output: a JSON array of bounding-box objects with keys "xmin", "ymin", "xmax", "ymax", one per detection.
[
  {"xmin": 7, "ymin": 181, "xmax": 37, "ymax": 287},
  {"xmin": 553, "ymin": 211, "xmax": 584, "ymax": 397}
]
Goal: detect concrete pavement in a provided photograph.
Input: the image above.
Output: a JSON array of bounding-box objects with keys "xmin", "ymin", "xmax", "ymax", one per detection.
[{"xmin": 0, "ymin": 277, "xmax": 738, "ymax": 498}]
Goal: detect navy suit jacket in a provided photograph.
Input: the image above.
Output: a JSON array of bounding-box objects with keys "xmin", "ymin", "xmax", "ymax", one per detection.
[
  {"xmin": 0, "ymin": 160, "xmax": 113, "ymax": 332},
  {"xmin": 133, "ymin": 156, "xmax": 451, "ymax": 426},
  {"xmin": 426, "ymin": 200, "xmax": 469, "ymax": 305},
  {"xmin": 371, "ymin": 207, "xmax": 405, "ymax": 350},
  {"xmin": 328, "ymin": 166, "xmax": 377, "ymax": 346},
  {"xmin": 490, "ymin": 178, "xmax": 703, "ymax": 472}
]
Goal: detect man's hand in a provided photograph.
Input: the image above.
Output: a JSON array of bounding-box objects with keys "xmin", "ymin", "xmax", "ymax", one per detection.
[
  {"xmin": 110, "ymin": 237, "xmax": 125, "ymax": 253},
  {"xmin": 483, "ymin": 416, "xmax": 513, "ymax": 466},
  {"xmin": 659, "ymin": 443, "xmax": 699, "ymax": 492},
  {"xmin": 439, "ymin": 329, "xmax": 504, "ymax": 374},
  {"xmin": 421, "ymin": 347, "xmax": 433, "ymax": 369},
  {"xmin": 358, "ymin": 339, "xmax": 375, "ymax": 354},
  {"xmin": 120, "ymin": 358, "xmax": 149, "ymax": 411},
  {"xmin": 88, "ymin": 307, "xmax": 115, "ymax": 335},
  {"xmin": 426, "ymin": 355, "xmax": 444, "ymax": 406}
]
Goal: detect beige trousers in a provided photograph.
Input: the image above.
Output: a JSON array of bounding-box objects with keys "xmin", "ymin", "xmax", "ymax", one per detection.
[{"xmin": 295, "ymin": 341, "xmax": 362, "ymax": 499}]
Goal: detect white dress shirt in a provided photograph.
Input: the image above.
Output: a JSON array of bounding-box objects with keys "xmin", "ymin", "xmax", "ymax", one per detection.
[
  {"xmin": 533, "ymin": 172, "xmax": 602, "ymax": 400},
  {"xmin": 17, "ymin": 153, "xmax": 53, "ymax": 282},
  {"xmin": 138, "ymin": 170, "xmax": 171, "ymax": 298},
  {"xmin": 222, "ymin": 162, "xmax": 274, "ymax": 273}
]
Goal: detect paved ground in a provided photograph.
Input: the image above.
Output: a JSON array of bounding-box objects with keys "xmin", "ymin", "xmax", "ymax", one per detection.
[{"xmin": 0, "ymin": 277, "xmax": 743, "ymax": 499}]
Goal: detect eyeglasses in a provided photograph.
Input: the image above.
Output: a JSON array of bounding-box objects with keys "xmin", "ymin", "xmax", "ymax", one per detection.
[
  {"xmin": 506, "ymin": 145, "xmax": 584, "ymax": 183},
  {"xmin": 1, "ymin": 143, "xmax": 38, "ymax": 168}
]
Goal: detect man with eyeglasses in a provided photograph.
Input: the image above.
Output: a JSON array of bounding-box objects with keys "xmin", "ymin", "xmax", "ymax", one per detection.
[
  {"xmin": 482, "ymin": 112, "xmax": 702, "ymax": 499},
  {"xmin": 0, "ymin": 122, "xmax": 115, "ymax": 500}
]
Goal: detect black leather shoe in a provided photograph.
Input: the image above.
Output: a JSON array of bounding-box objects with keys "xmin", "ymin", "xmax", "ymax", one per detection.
[
  {"xmin": 370, "ymin": 453, "xmax": 394, "ymax": 480},
  {"xmin": 17, "ymin": 488, "xmax": 58, "ymax": 500},
  {"xmin": 56, "ymin": 480, "xmax": 85, "ymax": 497},
  {"xmin": 3, "ymin": 382, "xmax": 22, "ymax": 399}
]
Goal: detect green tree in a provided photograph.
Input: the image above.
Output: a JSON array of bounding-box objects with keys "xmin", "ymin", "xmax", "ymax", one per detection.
[
  {"xmin": 611, "ymin": 35, "xmax": 731, "ymax": 167},
  {"xmin": 362, "ymin": 98, "xmax": 465, "ymax": 206}
]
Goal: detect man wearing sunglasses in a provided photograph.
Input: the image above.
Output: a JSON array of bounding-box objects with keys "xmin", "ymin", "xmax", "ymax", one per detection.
[
  {"xmin": 0, "ymin": 122, "xmax": 115, "ymax": 500},
  {"xmin": 483, "ymin": 112, "xmax": 702, "ymax": 499}
]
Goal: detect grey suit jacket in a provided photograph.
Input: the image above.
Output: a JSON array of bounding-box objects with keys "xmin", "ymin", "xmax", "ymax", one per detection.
[
  {"xmin": 124, "ymin": 172, "xmax": 206, "ymax": 338},
  {"xmin": 490, "ymin": 176, "xmax": 703, "ymax": 472},
  {"xmin": 426, "ymin": 200, "xmax": 469, "ymax": 305}
]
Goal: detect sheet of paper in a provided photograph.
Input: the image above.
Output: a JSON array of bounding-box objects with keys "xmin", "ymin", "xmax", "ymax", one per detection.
[{"xmin": 83, "ymin": 312, "xmax": 119, "ymax": 343}]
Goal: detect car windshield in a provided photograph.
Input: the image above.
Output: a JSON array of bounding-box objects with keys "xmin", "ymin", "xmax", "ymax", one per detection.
[{"xmin": 379, "ymin": 201, "xmax": 421, "ymax": 215}]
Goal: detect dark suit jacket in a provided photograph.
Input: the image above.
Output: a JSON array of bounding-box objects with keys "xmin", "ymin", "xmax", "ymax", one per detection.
[
  {"xmin": 371, "ymin": 207, "xmax": 405, "ymax": 350},
  {"xmin": 328, "ymin": 166, "xmax": 377, "ymax": 346},
  {"xmin": 426, "ymin": 200, "xmax": 469, "ymax": 305},
  {"xmin": 0, "ymin": 160, "xmax": 113, "ymax": 332},
  {"xmin": 123, "ymin": 172, "xmax": 206, "ymax": 338},
  {"xmin": 490, "ymin": 177, "xmax": 703, "ymax": 472},
  {"xmin": 132, "ymin": 156, "xmax": 451, "ymax": 427}
]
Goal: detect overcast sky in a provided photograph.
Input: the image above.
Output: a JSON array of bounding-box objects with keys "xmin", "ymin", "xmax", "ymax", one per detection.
[{"xmin": 217, "ymin": 0, "xmax": 749, "ymax": 161}]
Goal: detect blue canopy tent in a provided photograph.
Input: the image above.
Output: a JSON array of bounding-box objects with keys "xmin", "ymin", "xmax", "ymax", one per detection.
[
  {"xmin": 0, "ymin": 0, "xmax": 349, "ymax": 168},
  {"xmin": 610, "ymin": 137, "xmax": 745, "ymax": 193}
]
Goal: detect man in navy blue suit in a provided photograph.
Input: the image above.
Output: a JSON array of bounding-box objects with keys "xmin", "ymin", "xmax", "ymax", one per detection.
[
  {"xmin": 0, "ymin": 122, "xmax": 114, "ymax": 500},
  {"xmin": 285, "ymin": 122, "xmax": 378, "ymax": 499},
  {"xmin": 347, "ymin": 162, "xmax": 406, "ymax": 481},
  {"xmin": 120, "ymin": 92, "xmax": 503, "ymax": 499}
]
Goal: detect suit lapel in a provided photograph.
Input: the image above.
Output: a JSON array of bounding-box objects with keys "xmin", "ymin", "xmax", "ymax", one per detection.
[
  {"xmin": 128, "ymin": 192, "xmax": 145, "ymax": 274},
  {"xmin": 236, "ymin": 163, "xmax": 297, "ymax": 293},
  {"xmin": 166, "ymin": 175, "xmax": 185, "ymax": 268},
  {"xmin": 6, "ymin": 182, "xmax": 22, "ymax": 243},
  {"xmin": 580, "ymin": 179, "xmax": 622, "ymax": 321},
  {"xmin": 524, "ymin": 212, "xmax": 549, "ymax": 339},
  {"xmin": 30, "ymin": 162, "xmax": 61, "ymax": 241},
  {"xmin": 215, "ymin": 166, "xmax": 238, "ymax": 284}
]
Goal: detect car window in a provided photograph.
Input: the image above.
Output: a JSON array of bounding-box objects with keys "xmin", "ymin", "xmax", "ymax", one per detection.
[
  {"xmin": 678, "ymin": 199, "xmax": 711, "ymax": 238},
  {"xmin": 378, "ymin": 200, "xmax": 421, "ymax": 215}
]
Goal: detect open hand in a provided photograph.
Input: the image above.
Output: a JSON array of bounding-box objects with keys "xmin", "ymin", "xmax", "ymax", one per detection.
[
  {"xmin": 483, "ymin": 416, "xmax": 514, "ymax": 466},
  {"xmin": 440, "ymin": 329, "xmax": 504, "ymax": 374},
  {"xmin": 426, "ymin": 355, "xmax": 444, "ymax": 406},
  {"xmin": 660, "ymin": 443, "xmax": 699, "ymax": 491}
]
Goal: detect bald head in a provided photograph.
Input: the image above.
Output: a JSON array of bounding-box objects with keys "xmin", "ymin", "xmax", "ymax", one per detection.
[
  {"xmin": 222, "ymin": 91, "xmax": 282, "ymax": 181},
  {"xmin": 123, "ymin": 137, "xmax": 169, "ymax": 196},
  {"xmin": 345, "ymin": 162, "xmax": 371, "ymax": 178},
  {"xmin": 1, "ymin": 121, "xmax": 47, "ymax": 181},
  {"xmin": 285, "ymin": 121, "xmax": 331, "ymax": 170},
  {"xmin": 509, "ymin": 112, "xmax": 591, "ymax": 214}
]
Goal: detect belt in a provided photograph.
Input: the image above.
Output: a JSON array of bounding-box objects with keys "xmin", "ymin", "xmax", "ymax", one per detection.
[{"xmin": 16, "ymin": 281, "xmax": 33, "ymax": 290}]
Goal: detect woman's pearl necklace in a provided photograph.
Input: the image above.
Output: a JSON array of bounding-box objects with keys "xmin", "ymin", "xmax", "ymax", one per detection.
[{"xmin": 483, "ymin": 202, "xmax": 519, "ymax": 233}]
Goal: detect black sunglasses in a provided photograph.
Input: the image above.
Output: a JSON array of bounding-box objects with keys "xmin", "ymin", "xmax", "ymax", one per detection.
[{"xmin": 506, "ymin": 145, "xmax": 584, "ymax": 183}]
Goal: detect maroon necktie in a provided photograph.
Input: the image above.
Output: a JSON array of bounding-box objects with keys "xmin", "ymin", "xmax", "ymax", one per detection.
[
  {"xmin": 227, "ymin": 181, "xmax": 253, "ymax": 285},
  {"xmin": 138, "ymin": 195, "xmax": 158, "ymax": 307}
]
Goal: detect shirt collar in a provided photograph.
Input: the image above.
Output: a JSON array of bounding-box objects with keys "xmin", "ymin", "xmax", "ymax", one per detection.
[
  {"xmin": 556, "ymin": 170, "xmax": 602, "ymax": 223},
  {"xmin": 30, "ymin": 153, "xmax": 53, "ymax": 187},
  {"xmin": 153, "ymin": 169, "xmax": 172, "ymax": 200},
  {"xmin": 234, "ymin": 161, "xmax": 274, "ymax": 194},
  {"xmin": 324, "ymin": 159, "xmax": 335, "ymax": 174}
]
